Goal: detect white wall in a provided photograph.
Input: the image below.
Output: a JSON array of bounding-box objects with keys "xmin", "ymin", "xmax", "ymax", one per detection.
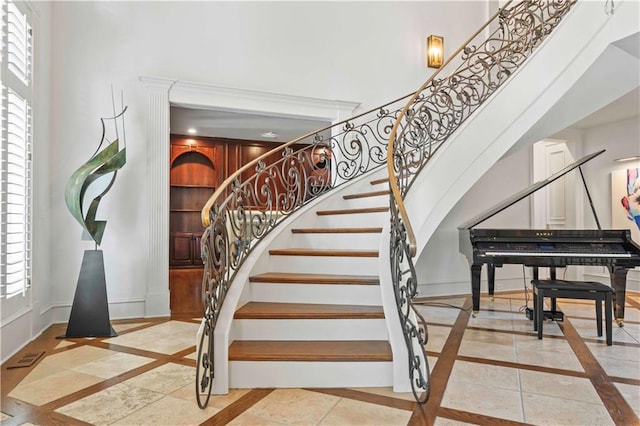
[
  {"xmin": 415, "ymin": 145, "xmax": 533, "ymax": 297},
  {"xmin": 1, "ymin": 1, "xmax": 493, "ymax": 362},
  {"xmin": 579, "ymin": 118, "xmax": 640, "ymax": 230},
  {"xmin": 579, "ymin": 118, "xmax": 640, "ymax": 287}
]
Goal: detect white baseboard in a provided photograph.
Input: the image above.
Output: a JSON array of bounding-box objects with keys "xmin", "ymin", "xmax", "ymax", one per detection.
[
  {"xmin": 49, "ymin": 298, "xmax": 151, "ymax": 325},
  {"xmin": 417, "ymin": 270, "xmax": 640, "ymax": 301},
  {"xmin": 417, "ymin": 277, "xmax": 528, "ymax": 299}
]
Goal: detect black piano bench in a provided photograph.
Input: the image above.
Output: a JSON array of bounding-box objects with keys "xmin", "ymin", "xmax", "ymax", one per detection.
[{"xmin": 530, "ymin": 279, "xmax": 613, "ymax": 346}]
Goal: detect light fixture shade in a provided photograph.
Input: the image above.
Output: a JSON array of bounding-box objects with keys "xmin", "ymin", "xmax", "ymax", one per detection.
[{"xmin": 427, "ymin": 35, "xmax": 444, "ymax": 69}]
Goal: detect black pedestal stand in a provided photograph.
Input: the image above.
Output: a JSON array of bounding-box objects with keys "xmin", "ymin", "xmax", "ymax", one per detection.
[{"xmin": 58, "ymin": 249, "xmax": 117, "ymax": 338}]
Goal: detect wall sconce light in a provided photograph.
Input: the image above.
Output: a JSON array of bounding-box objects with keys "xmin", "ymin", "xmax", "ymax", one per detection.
[{"xmin": 427, "ymin": 35, "xmax": 444, "ymax": 69}]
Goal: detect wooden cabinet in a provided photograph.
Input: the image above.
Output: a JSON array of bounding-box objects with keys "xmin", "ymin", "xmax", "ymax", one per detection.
[
  {"xmin": 169, "ymin": 185, "xmax": 213, "ymax": 267},
  {"xmin": 169, "ymin": 232, "xmax": 202, "ymax": 266},
  {"xmin": 169, "ymin": 145, "xmax": 215, "ymax": 268},
  {"xmin": 169, "ymin": 140, "xmax": 217, "ymax": 316}
]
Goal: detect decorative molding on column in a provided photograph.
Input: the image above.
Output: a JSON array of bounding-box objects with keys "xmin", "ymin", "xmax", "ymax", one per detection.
[
  {"xmin": 140, "ymin": 75, "xmax": 359, "ymax": 317},
  {"xmin": 140, "ymin": 77, "xmax": 175, "ymax": 317}
]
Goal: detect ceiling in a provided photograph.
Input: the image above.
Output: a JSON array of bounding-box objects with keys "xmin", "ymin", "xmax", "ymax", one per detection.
[
  {"xmin": 170, "ymin": 106, "xmax": 332, "ymax": 143},
  {"xmin": 170, "ymin": 86, "xmax": 639, "ymax": 143}
]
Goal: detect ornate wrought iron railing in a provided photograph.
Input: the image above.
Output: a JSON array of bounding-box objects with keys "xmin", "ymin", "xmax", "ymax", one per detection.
[
  {"xmin": 195, "ymin": 0, "xmax": 578, "ymax": 408},
  {"xmin": 387, "ymin": 0, "xmax": 577, "ymax": 403},
  {"xmin": 195, "ymin": 90, "xmax": 426, "ymax": 408}
]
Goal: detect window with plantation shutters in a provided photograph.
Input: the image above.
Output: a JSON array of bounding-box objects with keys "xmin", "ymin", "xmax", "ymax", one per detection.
[{"xmin": 1, "ymin": 0, "xmax": 33, "ymax": 299}]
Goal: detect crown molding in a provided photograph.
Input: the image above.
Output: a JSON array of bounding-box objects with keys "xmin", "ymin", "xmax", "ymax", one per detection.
[{"xmin": 139, "ymin": 76, "xmax": 360, "ymax": 120}]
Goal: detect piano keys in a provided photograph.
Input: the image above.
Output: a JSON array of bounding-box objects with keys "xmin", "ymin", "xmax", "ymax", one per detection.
[{"xmin": 458, "ymin": 149, "xmax": 640, "ymax": 323}]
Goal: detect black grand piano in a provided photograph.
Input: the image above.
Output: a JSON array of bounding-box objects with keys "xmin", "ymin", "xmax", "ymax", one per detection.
[{"xmin": 458, "ymin": 149, "xmax": 640, "ymax": 323}]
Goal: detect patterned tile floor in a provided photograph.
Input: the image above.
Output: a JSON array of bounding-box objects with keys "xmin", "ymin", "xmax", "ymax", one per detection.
[{"xmin": 1, "ymin": 291, "xmax": 639, "ymax": 425}]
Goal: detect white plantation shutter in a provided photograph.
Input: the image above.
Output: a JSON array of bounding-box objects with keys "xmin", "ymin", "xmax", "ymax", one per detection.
[
  {"xmin": 1, "ymin": 0, "xmax": 33, "ymax": 299},
  {"xmin": 6, "ymin": 2, "xmax": 30, "ymax": 86}
]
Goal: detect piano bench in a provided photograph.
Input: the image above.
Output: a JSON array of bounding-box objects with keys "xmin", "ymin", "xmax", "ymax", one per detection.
[{"xmin": 530, "ymin": 279, "xmax": 613, "ymax": 346}]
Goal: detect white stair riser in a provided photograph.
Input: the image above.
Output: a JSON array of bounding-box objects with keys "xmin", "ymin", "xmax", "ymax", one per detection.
[
  {"xmin": 232, "ymin": 318, "xmax": 388, "ymax": 341},
  {"xmin": 229, "ymin": 361, "xmax": 393, "ymax": 388},
  {"xmin": 289, "ymin": 233, "xmax": 382, "ymax": 249},
  {"xmin": 314, "ymin": 211, "xmax": 389, "ymax": 228},
  {"xmin": 341, "ymin": 194, "xmax": 390, "ymax": 209},
  {"xmin": 370, "ymin": 182, "xmax": 388, "ymax": 188},
  {"xmin": 266, "ymin": 256, "xmax": 379, "ymax": 275},
  {"xmin": 249, "ymin": 283, "xmax": 382, "ymax": 305}
]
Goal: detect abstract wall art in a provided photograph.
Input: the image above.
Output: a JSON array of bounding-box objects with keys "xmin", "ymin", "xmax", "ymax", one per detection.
[{"xmin": 612, "ymin": 167, "xmax": 640, "ymax": 244}]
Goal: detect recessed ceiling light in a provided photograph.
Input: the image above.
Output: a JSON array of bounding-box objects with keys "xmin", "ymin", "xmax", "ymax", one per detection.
[
  {"xmin": 187, "ymin": 128, "xmax": 197, "ymax": 134},
  {"xmin": 261, "ymin": 131, "xmax": 278, "ymax": 139}
]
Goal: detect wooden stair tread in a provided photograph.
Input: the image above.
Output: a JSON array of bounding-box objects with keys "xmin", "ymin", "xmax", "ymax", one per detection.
[
  {"xmin": 249, "ymin": 272, "xmax": 379, "ymax": 285},
  {"xmin": 316, "ymin": 206, "xmax": 389, "ymax": 215},
  {"xmin": 291, "ymin": 227, "xmax": 382, "ymax": 234},
  {"xmin": 269, "ymin": 248, "xmax": 378, "ymax": 257},
  {"xmin": 235, "ymin": 302, "xmax": 384, "ymax": 319},
  {"xmin": 343, "ymin": 190, "xmax": 390, "ymax": 200},
  {"xmin": 229, "ymin": 340, "xmax": 392, "ymax": 362},
  {"xmin": 370, "ymin": 177, "xmax": 389, "ymax": 185}
]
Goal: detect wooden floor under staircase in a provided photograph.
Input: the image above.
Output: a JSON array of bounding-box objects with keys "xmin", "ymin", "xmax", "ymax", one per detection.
[{"xmin": 227, "ymin": 174, "xmax": 394, "ymax": 388}]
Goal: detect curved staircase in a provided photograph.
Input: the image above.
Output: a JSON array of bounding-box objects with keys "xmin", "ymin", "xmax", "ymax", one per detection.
[
  {"xmin": 226, "ymin": 173, "xmax": 394, "ymax": 388},
  {"xmin": 197, "ymin": 0, "xmax": 639, "ymax": 405}
]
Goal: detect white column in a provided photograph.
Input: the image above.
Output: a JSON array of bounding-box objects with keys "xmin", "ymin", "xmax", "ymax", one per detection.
[{"xmin": 140, "ymin": 77, "xmax": 174, "ymax": 317}]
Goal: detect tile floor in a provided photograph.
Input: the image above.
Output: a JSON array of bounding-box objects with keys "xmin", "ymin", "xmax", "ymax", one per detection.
[{"xmin": 1, "ymin": 291, "xmax": 639, "ymax": 425}]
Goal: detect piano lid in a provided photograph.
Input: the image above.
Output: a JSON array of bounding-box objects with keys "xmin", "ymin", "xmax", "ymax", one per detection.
[{"xmin": 458, "ymin": 149, "xmax": 605, "ymax": 230}]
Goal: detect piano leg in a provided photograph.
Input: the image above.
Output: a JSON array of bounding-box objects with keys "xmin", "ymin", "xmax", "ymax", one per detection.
[
  {"xmin": 471, "ymin": 264, "xmax": 482, "ymax": 317},
  {"xmin": 488, "ymin": 265, "xmax": 495, "ymax": 301},
  {"xmin": 608, "ymin": 266, "xmax": 628, "ymax": 327},
  {"xmin": 550, "ymin": 267, "xmax": 557, "ymax": 313}
]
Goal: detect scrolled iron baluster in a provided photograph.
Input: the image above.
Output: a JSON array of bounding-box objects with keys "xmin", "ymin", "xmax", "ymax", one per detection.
[
  {"xmin": 195, "ymin": 315, "xmax": 213, "ymax": 409},
  {"xmin": 389, "ymin": 200, "xmax": 430, "ymax": 403},
  {"xmin": 196, "ymin": 204, "xmax": 229, "ymax": 408},
  {"xmin": 278, "ymin": 147, "xmax": 305, "ymax": 213},
  {"xmin": 306, "ymin": 143, "xmax": 333, "ymax": 198}
]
